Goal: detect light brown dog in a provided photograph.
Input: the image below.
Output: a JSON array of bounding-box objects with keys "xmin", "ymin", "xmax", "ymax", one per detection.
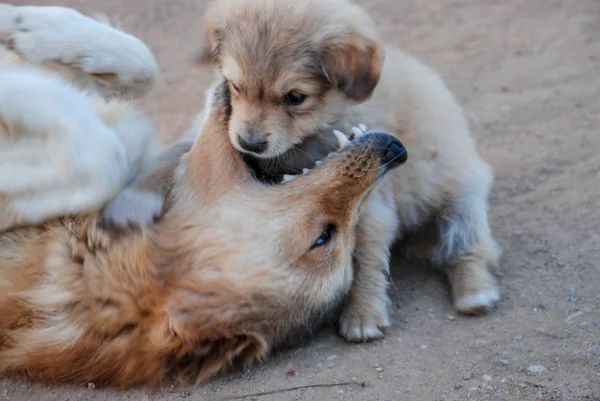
[
  {"xmin": 0, "ymin": 5, "xmax": 407, "ymax": 386},
  {"xmin": 198, "ymin": 0, "xmax": 501, "ymax": 342}
]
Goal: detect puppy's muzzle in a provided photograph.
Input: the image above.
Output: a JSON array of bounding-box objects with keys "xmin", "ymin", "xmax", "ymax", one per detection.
[{"xmin": 238, "ymin": 135, "xmax": 268, "ymax": 154}]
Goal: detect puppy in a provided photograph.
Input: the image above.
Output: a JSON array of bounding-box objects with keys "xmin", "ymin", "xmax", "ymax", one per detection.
[
  {"xmin": 198, "ymin": 0, "xmax": 501, "ymax": 341},
  {"xmin": 0, "ymin": 52, "xmax": 407, "ymax": 386},
  {"xmin": 0, "ymin": 4, "xmax": 185, "ymax": 231}
]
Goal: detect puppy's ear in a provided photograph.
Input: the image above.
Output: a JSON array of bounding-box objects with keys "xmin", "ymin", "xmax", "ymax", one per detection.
[
  {"xmin": 195, "ymin": 18, "xmax": 223, "ymax": 65},
  {"xmin": 323, "ymin": 31, "xmax": 385, "ymax": 102},
  {"xmin": 196, "ymin": 45, "xmax": 215, "ymax": 65},
  {"xmin": 195, "ymin": 33, "xmax": 220, "ymax": 65}
]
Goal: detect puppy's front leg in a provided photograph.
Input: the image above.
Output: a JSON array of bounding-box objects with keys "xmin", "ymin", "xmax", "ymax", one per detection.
[{"xmin": 339, "ymin": 187, "xmax": 398, "ymax": 342}]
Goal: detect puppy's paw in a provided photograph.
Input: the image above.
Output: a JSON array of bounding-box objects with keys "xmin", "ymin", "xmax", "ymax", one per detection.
[
  {"xmin": 7, "ymin": 6, "xmax": 157, "ymax": 96},
  {"xmin": 338, "ymin": 304, "xmax": 390, "ymax": 343},
  {"xmin": 454, "ymin": 285, "xmax": 500, "ymax": 315},
  {"xmin": 103, "ymin": 188, "xmax": 164, "ymax": 228}
]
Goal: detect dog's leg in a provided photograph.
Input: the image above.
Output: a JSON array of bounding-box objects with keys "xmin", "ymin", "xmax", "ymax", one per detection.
[
  {"xmin": 0, "ymin": 67, "xmax": 128, "ymax": 231},
  {"xmin": 339, "ymin": 187, "xmax": 398, "ymax": 342},
  {"xmin": 102, "ymin": 137, "xmax": 194, "ymax": 227},
  {"xmin": 446, "ymin": 238, "xmax": 500, "ymax": 314},
  {"xmin": 431, "ymin": 163, "xmax": 501, "ymax": 314},
  {"xmin": 0, "ymin": 4, "xmax": 158, "ymax": 98}
]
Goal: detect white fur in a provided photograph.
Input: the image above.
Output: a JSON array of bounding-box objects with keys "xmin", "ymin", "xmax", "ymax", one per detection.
[
  {"xmin": 0, "ymin": 4, "xmax": 168, "ymax": 230},
  {"xmin": 0, "ymin": 66, "xmax": 128, "ymax": 229},
  {"xmin": 1, "ymin": 4, "xmax": 157, "ymax": 97},
  {"xmin": 103, "ymin": 188, "xmax": 165, "ymax": 226}
]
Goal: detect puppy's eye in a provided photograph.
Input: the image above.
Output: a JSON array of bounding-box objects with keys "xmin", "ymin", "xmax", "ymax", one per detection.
[
  {"xmin": 311, "ymin": 224, "xmax": 336, "ymax": 250},
  {"xmin": 283, "ymin": 90, "xmax": 308, "ymax": 106}
]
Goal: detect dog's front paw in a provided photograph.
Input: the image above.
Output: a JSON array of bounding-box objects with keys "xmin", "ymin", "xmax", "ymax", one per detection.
[
  {"xmin": 103, "ymin": 188, "xmax": 165, "ymax": 228},
  {"xmin": 338, "ymin": 303, "xmax": 390, "ymax": 343},
  {"xmin": 7, "ymin": 6, "xmax": 157, "ymax": 96}
]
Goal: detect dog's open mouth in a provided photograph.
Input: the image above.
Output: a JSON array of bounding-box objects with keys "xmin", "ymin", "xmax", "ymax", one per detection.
[{"xmin": 242, "ymin": 124, "xmax": 405, "ymax": 184}]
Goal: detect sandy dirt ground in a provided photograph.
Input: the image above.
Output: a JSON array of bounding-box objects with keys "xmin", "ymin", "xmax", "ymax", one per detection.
[{"xmin": 3, "ymin": 0, "xmax": 600, "ymax": 399}]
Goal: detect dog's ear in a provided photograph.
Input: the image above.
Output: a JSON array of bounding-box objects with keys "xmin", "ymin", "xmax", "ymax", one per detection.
[
  {"xmin": 183, "ymin": 80, "xmax": 250, "ymax": 202},
  {"xmin": 191, "ymin": 334, "xmax": 266, "ymax": 384},
  {"xmin": 195, "ymin": 8, "xmax": 224, "ymax": 66},
  {"xmin": 322, "ymin": 31, "xmax": 385, "ymax": 102},
  {"xmin": 196, "ymin": 45, "xmax": 215, "ymax": 65},
  {"xmin": 195, "ymin": 28, "xmax": 222, "ymax": 65}
]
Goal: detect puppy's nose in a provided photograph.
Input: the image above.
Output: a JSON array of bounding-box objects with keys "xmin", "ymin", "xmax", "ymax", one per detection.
[
  {"xmin": 369, "ymin": 133, "xmax": 408, "ymax": 172},
  {"xmin": 238, "ymin": 135, "xmax": 268, "ymax": 154}
]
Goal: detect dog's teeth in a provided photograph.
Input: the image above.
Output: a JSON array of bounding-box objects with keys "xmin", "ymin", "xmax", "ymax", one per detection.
[
  {"xmin": 282, "ymin": 174, "xmax": 298, "ymax": 182},
  {"xmin": 352, "ymin": 126, "xmax": 364, "ymax": 138},
  {"xmin": 333, "ymin": 129, "xmax": 351, "ymax": 147},
  {"xmin": 358, "ymin": 123, "xmax": 369, "ymax": 133},
  {"xmin": 302, "ymin": 168, "xmax": 310, "ymax": 174}
]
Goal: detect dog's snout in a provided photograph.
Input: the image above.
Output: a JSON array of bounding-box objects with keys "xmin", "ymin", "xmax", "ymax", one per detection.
[
  {"xmin": 372, "ymin": 134, "xmax": 407, "ymax": 171},
  {"xmin": 238, "ymin": 135, "xmax": 268, "ymax": 154}
]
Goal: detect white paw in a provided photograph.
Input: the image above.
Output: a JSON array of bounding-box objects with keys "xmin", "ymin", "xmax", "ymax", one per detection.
[
  {"xmin": 103, "ymin": 188, "xmax": 164, "ymax": 227},
  {"xmin": 338, "ymin": 308, "xmax": 390, "ymax": 343},
  {"xmin": 6, "ymin": 6, "xmax": 157, "ymax": 96},
  {"xmin": 454, "ymin": 286, "xmax": 500, "ymax": 315}
]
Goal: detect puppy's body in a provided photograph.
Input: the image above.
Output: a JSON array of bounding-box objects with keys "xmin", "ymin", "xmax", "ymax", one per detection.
[
  {"xmin": 0, "ymin": 4, "xmax": 180, "ymax": 230},
  {"xmin": 199, "ymin": 0, "xmax": 501, "ymax": 341}
]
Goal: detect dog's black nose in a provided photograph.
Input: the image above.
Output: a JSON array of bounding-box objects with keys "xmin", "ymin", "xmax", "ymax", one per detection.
[
  {"xmin": 367, "ymin": 133, "xmax": 408, "ymax": 172},
  {"xmin": 238, "ymin": 136, "xmax": 268, "ymax": 154},
  {"xmin": 380, "ymin": 137, "xmax": 407, "ymax": 170}
]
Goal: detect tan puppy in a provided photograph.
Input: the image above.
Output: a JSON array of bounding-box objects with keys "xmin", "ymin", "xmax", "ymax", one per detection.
[
  {"xmin": 0, "ymin": 52, "xmax": 407, "ymax": 388},
  {"xmin": 0, "ymin": 4, "xmax": 180, "ymax": 230},
  {"xmin": 198, "ymin": 0, "xmax": 501, "ymax": 341}
]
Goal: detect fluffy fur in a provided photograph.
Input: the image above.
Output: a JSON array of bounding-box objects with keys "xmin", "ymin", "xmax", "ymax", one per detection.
[
  {"xmin": 0, "ymin": 4, "xmax": 406, "ymax": 386},
  {"xmin": 0, "ymin": 4, "xmax": 173, "ymax": 230},
  {"xmin": 198, "ymin": 0, "xmax": 501, "ymax": 341}
]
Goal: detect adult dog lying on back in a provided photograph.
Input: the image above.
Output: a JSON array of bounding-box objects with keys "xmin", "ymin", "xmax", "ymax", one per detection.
[{"xmin": 0, "ymin": 5, "xmax": 406, "ymax": 386}]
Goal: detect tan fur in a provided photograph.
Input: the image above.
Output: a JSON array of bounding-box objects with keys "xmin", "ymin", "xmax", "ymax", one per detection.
[
  {"xmin": 0, "ymin": 6, "xmax": 404, "ymax": 385},
  {"xmin": 199, "ymin": 0, "xmax": 501, "ymax": 341}
]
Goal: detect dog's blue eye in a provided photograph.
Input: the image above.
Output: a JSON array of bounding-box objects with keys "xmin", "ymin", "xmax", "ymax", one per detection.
[
  {"xmin": 283, "ymin": 90, "xmax": 308, "ymax": 106},
  {"xmin": 311, "ymin": 224, "xmax": 336, "ymax": 250}
]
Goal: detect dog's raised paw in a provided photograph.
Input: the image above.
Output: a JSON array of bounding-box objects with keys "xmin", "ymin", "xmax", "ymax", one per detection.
[
  {"xmin": 7, "ymin": 6, "xmax": 157, "ymax": 96},
  {"xmin": 7, "ymin": 7, "xmax": 93, "ymax": 65}
]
